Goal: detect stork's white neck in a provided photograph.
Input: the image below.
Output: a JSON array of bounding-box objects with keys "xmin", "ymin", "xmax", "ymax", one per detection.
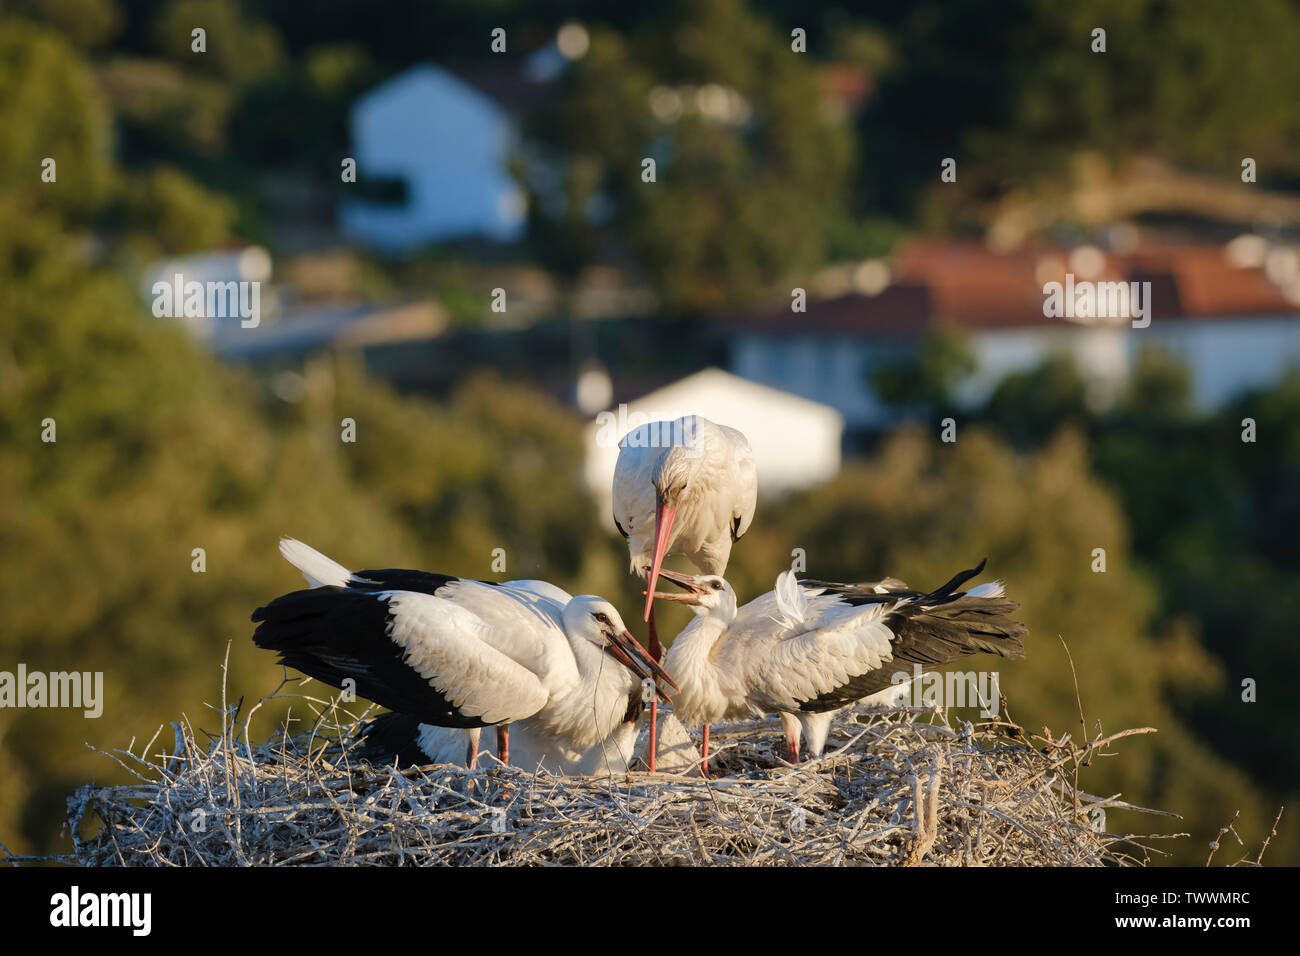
[
  {"xmin": 664, "ymin": 610, "xmax": 736, "ymax": 727},
  {"xmin": 540, "ymin": 632, "xmax": 639, "ymax": 753}
]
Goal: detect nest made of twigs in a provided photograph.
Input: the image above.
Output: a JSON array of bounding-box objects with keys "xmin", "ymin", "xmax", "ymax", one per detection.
[{"xmin": 45, "ymin": 677, "xmax": 1181, "ymax": 867}]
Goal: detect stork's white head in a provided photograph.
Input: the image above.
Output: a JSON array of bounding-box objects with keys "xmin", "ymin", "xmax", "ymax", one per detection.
[
  {"xmin": 647, "ymin": 569, "xmax": 738, "ymax": 624},
  {"xmin": 563, "ymin": 596, "xmax": 630, "ymax": 646},
  {"xmin": 563, "ymin": 596, "xmax": 679, "ymax": 693},
  {"xmin": 652, "ymin": 445, "xmax": 700, "ymax": 510}
]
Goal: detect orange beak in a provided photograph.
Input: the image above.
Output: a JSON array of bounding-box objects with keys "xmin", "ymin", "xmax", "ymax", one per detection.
[
  {"xmin": 643, "ymin": 499, "xmax": 677, "ymax": 621},
  {"xmin": 643, "ymin": 567, "xmax": 708, "ymax": 605}
]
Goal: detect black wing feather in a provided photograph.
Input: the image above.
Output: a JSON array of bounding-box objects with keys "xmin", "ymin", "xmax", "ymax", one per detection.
[
  {"xmin": 355, "ymin": 712, "xmax": 438, "ymax": 767},
  {"xmin": 252, "ymin": 587, "xmax": 493, "ymax": 729},
  {"xmin": 797, "ymin": 564, "xmax": 1026, "ymax": 712},
  {"xmin": 348, "ymin": 568, "xmax": 460, "ymax": 595}
]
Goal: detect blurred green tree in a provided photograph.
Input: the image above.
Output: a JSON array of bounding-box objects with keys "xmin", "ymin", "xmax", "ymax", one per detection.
[
  {"xmin": 871, "ymin": 327, "xmax": 975, "ymax": 421},
  {"xmin": 0, "ymin": 22, "xmax": 114, "ymax": 217},
  {"xmin": 524, "ymin": 0, "xmax": 856, "ymax": 314}
]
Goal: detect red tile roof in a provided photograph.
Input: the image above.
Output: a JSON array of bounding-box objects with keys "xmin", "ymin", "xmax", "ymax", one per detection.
[{"xmin": 735, "ymin": 240, "xmax": 1298, "ymax": 336}]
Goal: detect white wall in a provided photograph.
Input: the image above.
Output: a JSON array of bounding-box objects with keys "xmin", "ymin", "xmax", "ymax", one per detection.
[
  {"xmin": 960, "ymin": 325, "xmax": 1129, "ymax": 410},
  {"xmin": 1145, "ymin": 316, "xmax": 1300, "ymax": 408},
  {"xmin": 732, "ymin": 334, "xmax": 904, "ymax": 429},
  {"xmin": 732, "ymin": 316, "xmax": 1300, "ymax": 428},
  {"xmin": 340, "ymin": 66, "xmax": 526, "ymax": 250}
]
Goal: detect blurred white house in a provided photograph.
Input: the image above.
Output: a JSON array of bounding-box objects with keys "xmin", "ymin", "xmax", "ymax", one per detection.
[
  {"xmin": 339, "ymin": 65, "xmax": 529, "ymax": 250},
  {"xmin": 584, "ymin": 368, "xmax": 843, "ymax": 534},
  {"xmin": 729, "ymin": 240, "xmax": 1300, "ymax": 430}
]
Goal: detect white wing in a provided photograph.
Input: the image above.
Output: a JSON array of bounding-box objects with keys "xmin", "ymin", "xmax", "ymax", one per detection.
[
  {"xmin": 724, "ymin": 588, "xmax": 901, "ymax": 712},
  {"xmin": 383, "ymin": 590, "xmax": 553, "ymax": 724}
]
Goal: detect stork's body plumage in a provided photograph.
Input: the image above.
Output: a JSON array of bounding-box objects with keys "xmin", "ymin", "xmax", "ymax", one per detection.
[
  {"xmin": 658, "ymin": 561, "xmax": 1028, "ymax": 763},
  {"xmin": 358, "ymin": 706, "xmax": 643, "ymax": 775},
  {"xmin": 357, "ymin": 576, "xmax": 647, "ymax": 775},
  {"xmin": 253, "ymin": 539, "xmax": 672, "ymax": 767},
  {"xmin": 611, "ymin": 415, "xmax": 756, "ymax": 771}
]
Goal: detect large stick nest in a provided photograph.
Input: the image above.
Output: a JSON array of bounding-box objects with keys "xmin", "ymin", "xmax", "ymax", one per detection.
[{"xmin": 52, "ymin": 680, "xmax": 1179, "ymax": 867}]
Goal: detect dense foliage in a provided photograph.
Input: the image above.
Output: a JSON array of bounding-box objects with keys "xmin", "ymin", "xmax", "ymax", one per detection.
[{"xmin": 0, "ymin": 2, "xmax": 1295, "ymax": 863}]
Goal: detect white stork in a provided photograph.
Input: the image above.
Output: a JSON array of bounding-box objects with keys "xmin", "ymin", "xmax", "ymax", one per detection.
[
  {"xmin": 253, "ymin": 539, "xmax": 675, "ymax": 767},
  {"xmin": 612, "ymin": 414, "xmax": 756, "ymax": 770},
  {"xmin": 654, "ymin": 560, "xmax": 1027, "ymax": 768},
  {"xmin": 352, "ymin": 573, "xmax": 648, "ymax": 774}
]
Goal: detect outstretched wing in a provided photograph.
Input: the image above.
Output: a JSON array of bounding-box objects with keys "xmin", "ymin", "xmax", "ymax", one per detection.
[
  {"xmin": 736, "ymin": 564, "xmax": 1026, "ymax": 713},
  {"xmin": 252, "ymin": 587, "xmax": 552, "ymax": 727}
]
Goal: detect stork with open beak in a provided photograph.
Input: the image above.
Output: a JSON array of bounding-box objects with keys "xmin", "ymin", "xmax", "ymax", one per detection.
[
  {"xmin": 253, "ymin": 539, "xmax": 676, "ymax": 768},
  {"xmin": 612, "ymin": 415, "xmax": 756, "ymax": 770},
  {"xmin": 654, "ymin": 560, "xmax": 1027, "ymax": 772}
]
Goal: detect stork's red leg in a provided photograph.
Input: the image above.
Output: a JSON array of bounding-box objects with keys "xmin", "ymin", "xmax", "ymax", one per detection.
[
  {"xmin": 466, "ymin": 732, "xmax": 479, "ymax": 768},
  {"xmin": 496, "ymin": 725, "xmax": 509, "ymax": 765},
  {"xmin": 701, "ymin": 724, "xmax": 710, "ymax": 779},
  {"xmin": 647, "ymin": 606, "xmax": 660, "ymax": 773}
]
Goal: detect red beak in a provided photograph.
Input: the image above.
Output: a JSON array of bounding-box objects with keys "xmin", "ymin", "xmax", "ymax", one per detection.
[
  {"xmin": 604, "ymin": 629, "xmax": 680, "ymax": 695},
  {"xmin": 644, "ymin": 499, "xmax": 677, "ymax": 621}
]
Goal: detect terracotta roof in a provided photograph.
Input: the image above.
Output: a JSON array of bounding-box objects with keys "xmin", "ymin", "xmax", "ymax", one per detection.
[
  {"xmin": 733, "ymin": 240, "xmax": 1298, "ymax": 337},
  {"xmin": 1122, "ymin": 245, "xmax": 1296, "ymax": 317}
]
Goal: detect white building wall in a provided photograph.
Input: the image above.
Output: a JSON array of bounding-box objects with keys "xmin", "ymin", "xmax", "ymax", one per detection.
[
  {"xmin": 732, "ymin": 334, "xmax": 905, "ymax": 429},
  {"xmin": 732, "ymin": 316, "xmax": 1299, "ymax": 429},
  {"xmin": 340, "ymin": 66, "xmax": 526, "ymax": 250},
  {"xmin": 960, "ymin": 325, "xmax": 1129, "ymax": 410},
  {"xmin": 1144, "ymin": 316, "xmax": 1300, "ymax": 408}
]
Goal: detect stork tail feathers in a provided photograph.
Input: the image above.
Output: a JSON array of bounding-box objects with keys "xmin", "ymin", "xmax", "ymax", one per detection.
[
  {"xmin": 279, "ymin": 537, "xmax": 353, "ymax": 589},
  {"xmin": 915, "ymin": 594, "xmax": 1028, "ymax": 660}
]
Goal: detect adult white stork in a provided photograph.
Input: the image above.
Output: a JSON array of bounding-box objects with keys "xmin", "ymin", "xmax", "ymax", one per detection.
[
  {"xmin": 349, "ymin": 573, "xmax": 647, "ymax": 774},
  {"xmin": 253, "ymin": 539, "xmax": 675, "ymax": 767},
  {"xmin": 612, "ymin": 414, "xmax": 756, "ymax": 770},
  {"xmin": 654, "ymin": 560, "xmax": 1027, "ymax": 770}
]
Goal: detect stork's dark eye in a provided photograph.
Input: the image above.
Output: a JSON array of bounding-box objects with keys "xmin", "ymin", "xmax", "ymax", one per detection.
[
  {"xmin": 711, "ymin": 581, "xmax": 723, "ymax": 591},
  {"xmin": 594, "ymin": 612, "xmax": 611, "ymax": 625}
]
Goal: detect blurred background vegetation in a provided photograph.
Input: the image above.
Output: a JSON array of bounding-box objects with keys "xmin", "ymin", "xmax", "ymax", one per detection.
[{"xmin": 1, "ymin": 0, "xmax": 1297, "ymax": 864}]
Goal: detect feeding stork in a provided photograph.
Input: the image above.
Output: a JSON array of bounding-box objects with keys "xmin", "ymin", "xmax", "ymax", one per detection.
[
  {"xmin": 253, "ymin": 539, "xmax": 675, "ymax": 767},
  {"xmin": 654, "ymin": 560, "xmax": 1027, "ymax": 771},
  {"xmin": 612, "ymin": 414, "xmax": 756, "ymax": 770},
  {"xmin": 346, "ymin": 575, "xmax": 648, "ymax": 774}
]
